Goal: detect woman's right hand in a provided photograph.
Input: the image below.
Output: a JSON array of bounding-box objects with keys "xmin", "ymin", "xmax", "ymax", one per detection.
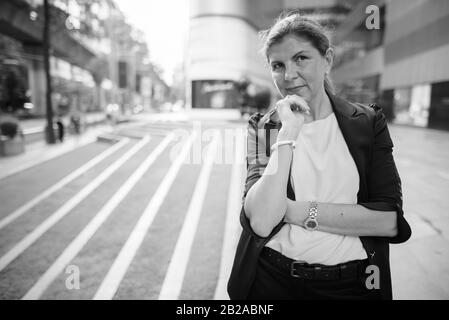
[{"xmin": 274, "ymin": 95, "xmax": 311, "ymax": 141}]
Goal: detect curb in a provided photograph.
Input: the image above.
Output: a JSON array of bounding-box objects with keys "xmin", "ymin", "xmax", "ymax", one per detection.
[{"xmin": 96, "ymin": 133, "xmax": 122, "ymax": 144}]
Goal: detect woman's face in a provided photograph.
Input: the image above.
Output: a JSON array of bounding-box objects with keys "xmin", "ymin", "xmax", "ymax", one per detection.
[{"xmin": 267, "ymin": 34, "xmax": 333, "ymax": 104}]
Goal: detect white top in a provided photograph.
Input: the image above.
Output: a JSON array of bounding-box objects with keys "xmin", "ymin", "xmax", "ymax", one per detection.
[{"xmin": 266, "ymin": 112, "xmax": 368, "ymax": 265}]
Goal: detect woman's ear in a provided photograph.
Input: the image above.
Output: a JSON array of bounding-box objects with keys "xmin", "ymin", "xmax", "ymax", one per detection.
[{"xmin": 325, "ymin": 48, "xmax": 334, "ymax": 74}]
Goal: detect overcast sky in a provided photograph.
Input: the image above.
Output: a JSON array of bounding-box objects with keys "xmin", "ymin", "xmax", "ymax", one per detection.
[{"xmin": 114, "ymin": 0, "xmax": 189, "ymax": 84}]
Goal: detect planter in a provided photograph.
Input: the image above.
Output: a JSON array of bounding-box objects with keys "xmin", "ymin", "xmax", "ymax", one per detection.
[{"xmin": 0, "ymin": 134, "xmax": 25, "ymax": 157}]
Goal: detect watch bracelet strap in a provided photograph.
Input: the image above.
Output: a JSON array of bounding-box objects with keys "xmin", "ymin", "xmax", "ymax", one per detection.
[{"xmin": 309, "ymin": 201, "xmax": 318, "ymax": 218}]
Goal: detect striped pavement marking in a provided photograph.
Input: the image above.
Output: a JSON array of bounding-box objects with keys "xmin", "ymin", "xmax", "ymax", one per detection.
[
  {"xmin": 0, "ymin": 125, "xmax": 114, "ymax": 181},
  {"xmin": 0, "ymin": 136, "xmax": 150, "ymax": 273},
  {"xmin": 22, "ymin": 134, "xmax": 175, "ymax": 300},
  {"xmin": 0, "ymin": 138, "xmax": 130, "ymax": 230},
  {"xmin": 93, "ymin": 131, "xmax": 197, "ymax": 300},
  {"xmin": 438, "ymin": 171, "xmax": 449, "ymax": 181},
  {"xmin": 214, "ymin": 130, "xmax": 245, "ymax": 299},
  {"xmin": 158, "ymin": 131, "xmax": 220, "ymax": 300}
]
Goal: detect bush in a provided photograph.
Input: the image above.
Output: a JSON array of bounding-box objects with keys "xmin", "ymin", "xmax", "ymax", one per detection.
[{"xmin": 0, "ymin": 121, "xmax": 19, "ymax": 139}]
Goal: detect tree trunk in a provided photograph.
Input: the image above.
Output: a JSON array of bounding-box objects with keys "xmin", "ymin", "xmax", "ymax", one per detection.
[{"xmin": 44, "ymin": 0, "xmax": 55, "ymax": 144}]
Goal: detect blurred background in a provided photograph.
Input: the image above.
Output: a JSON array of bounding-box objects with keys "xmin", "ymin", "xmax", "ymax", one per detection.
[
  {"xmin": 0, "ymin": 0, "xmax": 448, "ymax": 300},
  {"xmin": 1, "ymin": 0, "xmax": 448, "ymax": 127}
]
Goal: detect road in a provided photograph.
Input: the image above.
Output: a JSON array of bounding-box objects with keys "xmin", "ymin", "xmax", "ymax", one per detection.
[
  {"xmin": 0, "ymin": 116, "xmax": 245, "ymax": 300},
  {"xmin": 0, "ymin": 112, "xmax": 448, "ymax": 300}
]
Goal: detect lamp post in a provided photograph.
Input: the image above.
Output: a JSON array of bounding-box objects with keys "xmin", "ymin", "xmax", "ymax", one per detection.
[{"xmin": 43, "ymin": 0, "xmax": 55, "ymax": 144}]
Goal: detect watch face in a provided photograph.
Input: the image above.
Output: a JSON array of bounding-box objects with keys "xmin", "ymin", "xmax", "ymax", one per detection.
[{"xmin": 305, "ymin": 219, "xmax": 317, "ymax": 230}]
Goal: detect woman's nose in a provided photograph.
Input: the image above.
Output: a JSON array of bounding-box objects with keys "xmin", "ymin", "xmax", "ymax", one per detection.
[{"xmin": 284, "ymin": 65, "xmax": 299, "ymax": 81}]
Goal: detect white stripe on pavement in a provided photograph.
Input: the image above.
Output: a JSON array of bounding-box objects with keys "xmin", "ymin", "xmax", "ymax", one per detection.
[
  {"xmin": 0, "ymin": 126, "xmax": 114, "ymax": 181},
  {"xmin": 0, "ymin": 138, "xmax": 130, "ymax": 230},
  {"xmin": 158, "ymin": 131, "xmax": 220, "ymax": 300},
  {"xmin": 214, "ymin": 130, "xmax": 245, "ymax": 299},
  {"xmin": 437, "ymin": 171, "xmax": 449, "ymax": 181},
  {"xmin": 93, "ymin": 131, "xmax": 197, "ymax": 300},
  {"xmin": 0, "ymin": 136, "xmax": 150, "ymax": 273},
  {"xmin": 23, "ymin": 134, "xmax": 174, "ymax": 300}
]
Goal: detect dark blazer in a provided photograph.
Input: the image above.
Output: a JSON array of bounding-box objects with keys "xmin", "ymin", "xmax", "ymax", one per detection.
[{"xmin": 227, "ymin": 91, "xmax": 412, "ymax": 300}]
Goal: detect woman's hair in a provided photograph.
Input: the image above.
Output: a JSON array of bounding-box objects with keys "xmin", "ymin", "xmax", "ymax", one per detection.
[{"xmin": 260, "ymin": 10, "xmax": 335, "ymax": 93}]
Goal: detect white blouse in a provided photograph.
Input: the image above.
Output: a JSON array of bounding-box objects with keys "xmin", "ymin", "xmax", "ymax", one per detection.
[{"xmin": 266, "ymin": 112, "xmax": 368, "ymax": 265}]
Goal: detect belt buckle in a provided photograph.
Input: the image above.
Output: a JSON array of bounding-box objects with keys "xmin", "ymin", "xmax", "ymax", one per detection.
[{"xmin": 291, "ymin": 260, "xmax": 312, "ymax": 279}]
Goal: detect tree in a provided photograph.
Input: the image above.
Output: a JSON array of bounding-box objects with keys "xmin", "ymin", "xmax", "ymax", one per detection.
[
  {"xmin": 40, "ymin": 0, "xmax": 110, "ymax": 143},
  {"xmin": 44, "ymin": 0, "xmax": 56, "ymax": 143}
]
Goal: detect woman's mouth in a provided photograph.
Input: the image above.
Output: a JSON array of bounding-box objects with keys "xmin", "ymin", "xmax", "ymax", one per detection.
[{"xmin": 285, "ymin": 85, "xmax": 306, "ymax": 93}]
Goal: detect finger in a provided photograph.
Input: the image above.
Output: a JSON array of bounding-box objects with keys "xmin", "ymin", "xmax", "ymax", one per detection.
[
  {"xmin": 286, "ymin": 95, "xmax": 311, "ymax": 114},
  {"xmin": 275, "ymin": 100, "xmax": 294, "ymax": 117},
  {"xmin": 267, "ymin": 106, "xmax": 279, "ymax": 121},
  {"xmin": 288, "ymin": 95, "xmax": 310, "ymax": 112}
]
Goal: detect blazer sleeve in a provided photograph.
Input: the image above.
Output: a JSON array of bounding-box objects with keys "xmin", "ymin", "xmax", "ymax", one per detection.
[
  {"xmin": 239, "ymin": 114, "xmax": 274, "ymax": 239},
  {"xmin": 242, "ymin": 114, "xmax": 269, "ymax": 202},
  {"xmin": 359, "ymin": 106, "xmax": 412, "ymax": 244}
]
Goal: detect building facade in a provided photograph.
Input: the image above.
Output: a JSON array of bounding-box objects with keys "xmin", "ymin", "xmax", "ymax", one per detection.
[
  {"xmin": 185, "ymin": 0, "xmax": 349, "ymax": 110},
  {"xmin": 332, "ymin": 0, "xmax": 449, "ymax": 130},
  {"xmin": 0, "ymin": 0, "xmax": 168, "ymax": 117},
  {"xmin": 186, "ymin": 0, "xmax": 280, "ymax": 110},
  {"xmin": 187, "ymin": 0, "xmax": 449, "ymax": 130}
]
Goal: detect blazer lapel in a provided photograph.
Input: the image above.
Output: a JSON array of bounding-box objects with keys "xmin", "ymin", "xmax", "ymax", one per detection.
[{"xmin": 328, "ymin": 92, "xmax": 371, "ymax": 201}]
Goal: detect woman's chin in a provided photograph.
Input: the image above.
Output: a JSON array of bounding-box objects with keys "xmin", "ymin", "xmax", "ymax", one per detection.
[
  {"xmin": 289, "ymin": 93, "xmax": 312, "ymax": 106},
  {"xmin": 283, "ymin": 88, "xmax": 309, "ymax": 100}
]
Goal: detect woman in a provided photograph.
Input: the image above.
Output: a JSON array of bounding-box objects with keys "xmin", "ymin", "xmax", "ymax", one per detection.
[{"xmin": 227, "ymin": 11, "xmax": 411, "ymax": 300}]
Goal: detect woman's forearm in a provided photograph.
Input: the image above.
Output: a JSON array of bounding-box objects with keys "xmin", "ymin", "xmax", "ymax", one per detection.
[
  {"xmin": 284, "ymin": 200, "xmax": 398, "ymax": 237},
  {"xmin": 244, "ymin": 146, "xmax": 293, "ymax": 238}
]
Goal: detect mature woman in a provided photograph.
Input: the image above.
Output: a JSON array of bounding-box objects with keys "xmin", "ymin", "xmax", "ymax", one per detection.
[{"xmin": 228, "ymin": 11, "xmax": 411, "ymax": 300}]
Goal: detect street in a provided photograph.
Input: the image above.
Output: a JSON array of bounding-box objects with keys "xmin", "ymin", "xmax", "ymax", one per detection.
[
  {"xmin": 0, "ymin": 112, "xmax": 449, "ymax": 300},
  {"xmin": 0, "ymin": 113, "xmax": 245, "ymax": 300}
]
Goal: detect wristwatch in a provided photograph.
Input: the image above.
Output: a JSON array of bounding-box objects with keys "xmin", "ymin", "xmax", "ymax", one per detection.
[{"xmin": 304, "ymin": 201, "xmax": 318, "ymax": 231}]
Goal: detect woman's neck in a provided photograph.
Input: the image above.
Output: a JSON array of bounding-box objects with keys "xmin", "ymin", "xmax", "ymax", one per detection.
[{"xmin": 309, "ymin": 89, "xmax": 332, "ymax": 121}]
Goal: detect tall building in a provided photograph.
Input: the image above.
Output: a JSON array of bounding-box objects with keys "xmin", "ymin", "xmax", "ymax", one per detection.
[
  {"xmin": 185, "ymin": 0, "xmax": 348, "ymax": 110},
  {"xmin": 332, "ymin": 0, "xmax": 449, "ymax": 130},
  {"xmin": 186, "ymin": 0, "xmax": 280, "ymax": 110}
]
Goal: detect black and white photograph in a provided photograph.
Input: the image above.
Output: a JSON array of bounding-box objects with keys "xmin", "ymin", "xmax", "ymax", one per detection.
[{"xmin": 0, "ymin": 0, "xmax": 448, "ymax": 307}]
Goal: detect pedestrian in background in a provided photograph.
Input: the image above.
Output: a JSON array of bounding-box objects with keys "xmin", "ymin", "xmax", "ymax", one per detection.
[
  {"xmin": 70, "ymin": 112, "xmax": 81, "ymax": 134},
  {"xmin": 56, "ymin": 116, "xmax": 64, "ymax": 142},
  {"xmin": 228, "ymin": 10, "xmax": 412, "ymax": 300}
]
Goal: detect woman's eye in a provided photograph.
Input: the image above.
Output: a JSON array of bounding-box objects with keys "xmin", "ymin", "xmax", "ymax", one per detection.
[
  {"xmin": 271, "ymin": 63, "xmax": 283, "ymax": 71},
  {"xmin": 295, "ymin": 55, "xmax": 308, "ymax": 63}
]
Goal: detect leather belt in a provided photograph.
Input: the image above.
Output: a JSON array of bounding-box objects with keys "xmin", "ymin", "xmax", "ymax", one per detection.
[{"xmin": 261, "ymin": 247, "xmax": 368, "ymax": 281}]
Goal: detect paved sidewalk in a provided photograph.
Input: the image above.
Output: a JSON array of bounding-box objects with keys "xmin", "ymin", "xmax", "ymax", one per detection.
[
  {"xmin": 139, "ymin": 108, "xmax": 243, "ymax": 122},
  {"xmin": 387, "ymin": 124, "xmax": 449, "ymax": 299},
  {"xmin": 0, "ymin": 124, "xmax": 114, "ymax": 180},
  {"xmin": 1, "ymin": 113, "xmax": 448, "ymax": 300},
  {"xmin": 18, "ymin": 112, "xmax": 106, "ymax": 131},
  {"xmin": 0, "ymin": 113, "xmax": 151, "ymax": 180}
]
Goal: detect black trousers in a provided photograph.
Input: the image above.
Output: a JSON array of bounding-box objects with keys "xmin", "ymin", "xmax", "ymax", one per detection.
[{"xmin": 247, "ymin": 247, "xmax": 382, "ymax": 300}]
